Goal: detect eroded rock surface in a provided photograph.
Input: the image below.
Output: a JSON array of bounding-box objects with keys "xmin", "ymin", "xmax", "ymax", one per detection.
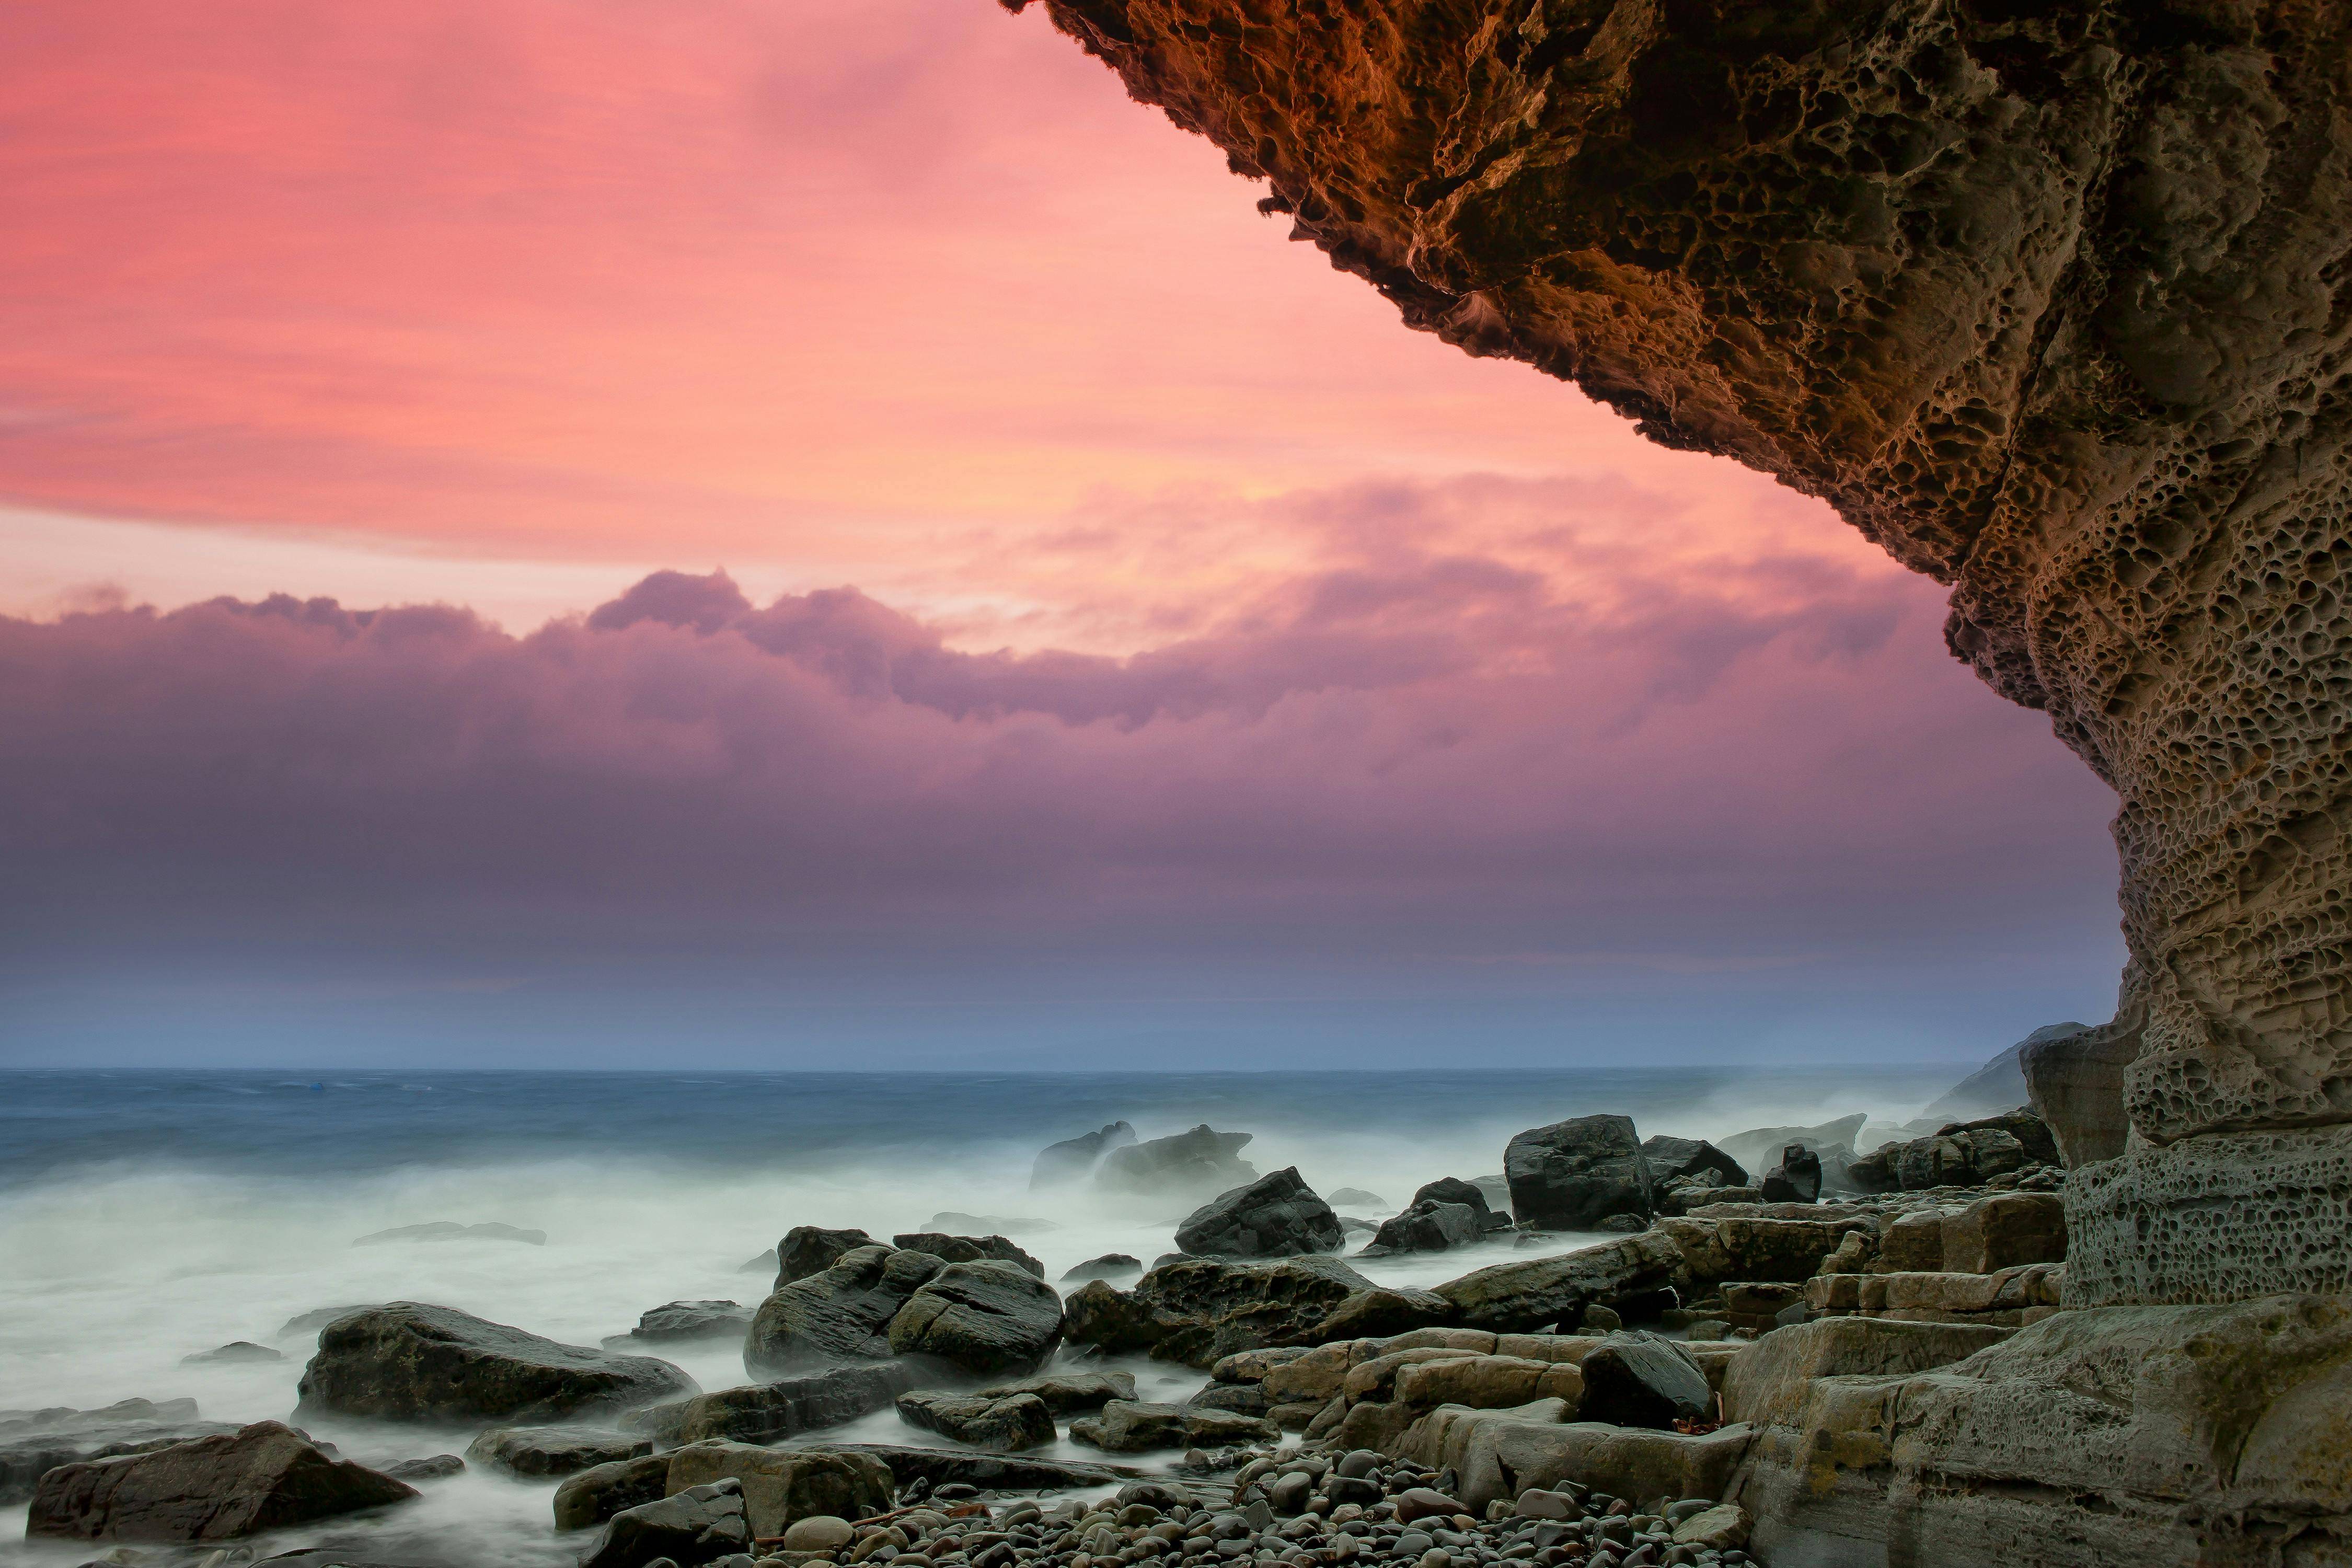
[{"xmin": 1007, "ymin": 0, "xmax": 2352, "ymax": 1305}]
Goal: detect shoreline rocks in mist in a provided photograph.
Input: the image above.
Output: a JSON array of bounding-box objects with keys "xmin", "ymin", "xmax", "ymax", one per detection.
[
  {"xmin": 628, "ymin": 1362, "xmax": 918, "ymax": 1446},
  {"xmin": 886, "ymin": 1260, "xmax": 1066, "ymax": 1376},
  {"xmin": 892, "ymin": 1231, "xmax": 1046, "ymax": 1278},
  {"xmin": 27, "ymin": 1421, "xmax": 416, "ymax": 1542},
  {"xmin": 2, "ymin": 1400, "xmax": 243, "ymax": 1506},
  {"xmin": 183, "ymin": 1341, "xmax": 284, "ymax": 1366},
  {"xmin": 895, "ymin": 1389, "xmax": 1057, "ymax": 1451},
  {"xmin": 1060, "ymin": 1252, "xmax": 1143, "ymax": 1283},
  {"xmin": 745, "ymin": 1246, "xmax": 943, "ymax": 1379},
  {"xmin": 1096, "ymin": 1125, "xmax": 1258, "ymax": 1200},
  {"xmin": 465, "ymin": 1424, "xmax": 652, "ymax": 1477},
  {"xmin": 778, "ymin": 1226, "xmax": 878, "ymax": 1289},
  {"xmin": 297, "ymin": 1302, "xmax": 697, "ymax": 1422},
  {"xmin": 604, "ymin": 1299, "xmax": 755, "ymax": 1350}
]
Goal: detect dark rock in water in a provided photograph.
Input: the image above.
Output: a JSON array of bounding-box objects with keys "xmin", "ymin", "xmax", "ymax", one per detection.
[
  {"xmin": 1062, "ymin": 1253, "xmax": 1374, "ymax": 1367},
  {"xmin": 554, "ymin": 1451, "xmax": 671, "ymax": 1531},
  {"xmin": 1716, "ymin": 1115, "xmax": 1867, "ymax": 1182},
  {"xmin": 831, "ymin": 1444, "xmax": 1144, "ymax": 1493},
  {"xmin": 1596, "ymin": 1212, "xmax": 1651, "ymax": 1233},
  {"xmin": 1504, "ymin": 1115, "xmax": 1655, "ymax": 1230},
  {"xmin": 628, "ymin": 1362, "xmax": 918, "ymax": 1445},
  {"xmin": 895, "ymin": 1390, "xmax": 1057, "ymax": 1451},
  {"xmin": 464, "ymin": 1425, "xmax": 650, "ymax": 1477},
  {"xmin": 1577, "ymin": 1332, "xmax": 1712, "ymax": 1429},
  {"xmin": 1031, "ymin": 1121, "xmax": 1138, "ymax": 1189},
  {"xmin": 1062, "ymin": 1252, "xmax": 1143, "ymax": 1283},
  {"xmin": 1760, "ymin": 1145, "xmax": 1823, "ymax": 1204},
  {"xmin": 927, "ymin": 1211, "xmax": 1055, "ymax": 1236},
  {"xmin": 1185, "ymin": 1381, "xmax": 1271, "ymax": 1416},
  {"xmin": 1, "ymin": 1400, "xmax": 243, "ymax": 1506},
  {"xmin": 603, "ymin": 1300, "xmax": 753, "ymax": 1348},
  {"xmin": 1177, "ymin": 1167, "xmax": 1345, "ymax": 1259},
  {"xmin": 891, "ymin": 1231, "xmax": 1045, "ymax": 1277},
  {"xmin": 297, "ymin": 1302, "xmax": 697, "ymax": 1422},
  {"xmin": 1411, "ymin": 1177, "xmax": 1512, "ymax": 1231},
  {"xmin": 1096, "ymin": 1124, "xmax": 1258, "ymax": 1198},
  {"xmin": 744, "ymin": 1245, "xmax": 942, "ymax": 1378},
  {"xmin": 277, "ymin": 1306, "xmax": 379, "ymax": 1341},
  {"xmin": 1638, "ymin": 1136, "xmax": 1749, "ymax": 1190},
  {"xmin": 1853, "ymin": 1110, "xmax": 2064, "ymax": 1191},
  {"xmin": 1433, "ymin": 1232, "xmax": 1684, "ymax": 1332},
  {"xmin": 1313, "ymin": 1287, "xmax": 1459, "ymax": 1342},
  {"xmin": 1327, "ymin": 1187, "xmax": 1387, "ymax": 1209},
  {"xmin": 26, "ymin": 1420, "xmax": 416, "ymax": 1542},
  {"xmin": 973, "ymin": 1369, "xmax": 1135, "ymax": 1412},
  {"xmin": 183, "ymin": 1341, "xmax": 283, "ymax": 1366},
  {"xmin": 886, "ymin": 1260, "xmax": 1065, "ymax": 1376},
  {"xmin": 577, "ymin": 1478, "xmax": 750, "ymax": 1568},
  {"xmin": 1068, "ymin": 1400, "xmax": 1276, "ymax": 1452},
  {"xmin": 776, "ymin": 1226, "xmax": 877, "ymax": 1289},
  {"xmin": 351, "ymin": 1221, "xmax": 545, "ymax": 1247},
  {"xmin": 1365, "ymin": 1198, "xmax": 1484, "ymax": 1255},
  {"xmin": 381, "ymin": 1454, "xmax": 464, "ymax": 1481}
]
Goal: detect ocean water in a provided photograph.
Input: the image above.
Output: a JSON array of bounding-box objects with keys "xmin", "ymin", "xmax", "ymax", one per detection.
[{"xmin": 0, "ymin": 1066, "xmax": 1964, "ymax": 1566}]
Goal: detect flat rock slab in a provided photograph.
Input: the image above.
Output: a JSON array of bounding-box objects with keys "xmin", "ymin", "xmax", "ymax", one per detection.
[
  {"xmin": 972, "ymin": 1369, "xmax": 1135, "ymax": 1412},
  {"xmin": 895, "ymin": 1390, "xmax": 1057, "ymax": 1451},
  {"xmin": 27, "ymin": 1420, "xmax": 416, "ymax": 1543},
  {"xmin": 297, "ymin": 1302, "xmax": 697, "ymax": 1422}
]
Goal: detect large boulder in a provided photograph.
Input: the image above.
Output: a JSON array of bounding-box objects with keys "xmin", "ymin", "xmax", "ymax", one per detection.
[
  {"xmin": 1758, "ymin": 1145, "xmax": 1822, "ymax": 1204},
  {"xmin": 1639, "ymin": 1136, "xmax": 1749, "ymax": 1190},
  {"xmin": 1433, "ymin": 1232, "xmax": 1682, "ymax": 1332},
  {"xmin": 1031, "ymin": 1121, "xmax": 1137, "ymax": 1187},
  {"xmin": 894, "ymin": 1390, "xmax": 1057, "ymax": 1451},
  {"xmin": 776, "ymin": 1226, "xmax": 877, "ymax": 1289},
  {"xmin": 1576, "ymin": 1332, "xmax": 1712, "ymax": 1428},
  {"xmin": 886, "ymin": 1259, "xmax": 1065, "ymax": 1376},
  {"xmin": 891, "ymin": 1231, "xmax": 1045, "ymax": 1277},
  {"xmin": 296, "ymin": 1304, "xmax": 696, "ymax": 1422},
  {"xmin": 26, "ymin": 1421, "xmax": 416, "ymax": 1543},
  {"xmin": 1096, "ymin": 1124, "xmax": 1258, "ymax": 1199},
  {"xmin": 1847, "ymin": 1111, "xmax": 2064, "ymax": 1192},
  {"xmin": 628, "ymin": 1362, "xmax": 917, "ymax": 1445},
  {"xmin": 1, "ymin": 1400, "xmax": 241, "ymax": 1506},
  {"xmin": 1062, "ymin": 1253, "xmax": 1376, "ymax": 1367},
  {"xmin": 1716, "ymin": 1115, "xmax": 1867, "ymax": 1184},
  {"xmin": 1175, "ymin": 1167, "xmax": 1345, "ymax": 1258},
  {"xmin": 744, "ymin": 1245, "xmax": 943, "ymax": 1378},
  {"xmin": 577, "ymin": 1478, "xmax": 750, "ymax": 1568},
  {"xmin": 1411, "ymin": 1176, "xmax": 1511, "ymax": 1230},
  {"xmin": 662, "ymin": 1442, "xmax": 893, "ymax": 1540},
  {"xmin": 464, "ymin": 1426, "xmax": 649, "ymax": 1477},
  {"xmin": 1364, "ymin": 1198, "xmax": 1486, "ymax": 1255},
  {"xmin": 1505, "ymin": 1115, "xmax": 1655, "ymax": 1230}
]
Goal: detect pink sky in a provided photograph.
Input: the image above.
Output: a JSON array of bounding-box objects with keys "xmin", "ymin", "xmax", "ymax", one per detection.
[{"xmin": 0, "ymin": 0, "xmax": 2128, "ymax": 1066}]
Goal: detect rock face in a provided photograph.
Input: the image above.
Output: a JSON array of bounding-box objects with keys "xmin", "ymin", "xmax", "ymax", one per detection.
[
  {"xmin": 776, "ymin": 1226, "xmax": 876, "ymax": 1289},
  {"xmin": 1096, "ymin": 1124, "xmax": 1258, "ymax": 1198},
  {"xmin": 1031, "ymin": 1121, "xmax": 1136, "ymax": 1187},
  {"xmin": 744, "ymin": 1245, "xmax": 943, "ymax": 1378},
  {"xmin": 26, "ymin": 1421, "xmax": 416, "ymax": 1542},
  {"xmin": 297, "ymin": 1303, "xmax": 697, "ymax": 1422},
  {"xmin": 1175, "ymin": 1167, "xmax": 1346, "ymax": 1258},
  {"xmin": 886, "ymin": 1259, "xmax": 1065, "ymax": 1375},
  {"xmin": 1638, "ymin": 1137, "xmax": 1748, "ymax": 1190},
  {"xmin": 1009, "ymin": 0, "xmax": 2352, "ymax": 1309},
  {"xmin": 1504, "ymin": 1115, "xmax": 1654, "ymax": 1230},
  {"xmin": 1364, "ymin": 1197, "xmax": 1485, "ymax": 1255},
  {"xmin": 2022, "ymin": 1010, "xmax": 2147, "ymax": 1167}
]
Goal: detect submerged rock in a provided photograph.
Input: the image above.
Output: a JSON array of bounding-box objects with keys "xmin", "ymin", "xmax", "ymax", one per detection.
[
  {"xmin": 972, "ymin": 1369, "xmax": 1135, "ymax": 1412},
  {"xmin": 1060, "ymin": 1252, "xmax": 1142, "ymax": 1283},
  {"xmin": 27, "ymin": 1421, "xmax": 416, "ymax": 1542},
  {"xmin": 1175, "ymin": 1167, "xmax": 1345, "ymax": 1258},
  {"xmin": 463, "ymin": 1425, "xmax": 650, "ymax": 1477},
  {"xmin": 576, "ymin": 1478, "xmax": 750, "ymax": 1568},
  {"xmin": 1031, "ymin": 1121, "xmax": 1137, "ymax": 1188},
  {"xmin": 381, "ymin": 1454, "xmax": 464, "ymax": 1481},
  {"xmin": 350, "ymin": 1220, "xmax": 545, "ymax": 1247},
  {"xmin": 1095, "ymin": 1124, "xmax": 1257, "ymax": 1199},
  {"xmin": 1327, "ymin": 1186, "xmax": 1388, "ymax": 1209},
  {"xmin": 1503, "ymin": 1115, "xmax": 1655, "ymax": 1230},
  {"xmin": 1, "ymin": 1400, "xmax": 242, "ymax": 1506},
  {"xmin": 182, "ymin": 1341, "xmax": 282, "ymax": 1365},
  {"xmin": 602, "ymin": 1299, "xmax": 752, "ymax": 1347},
  {"xmin": 744, "ymin": 1244, "xmax": 942, "ymax": 1378},
  {"xmin": 276, "ymin": 1306, "xmax": 378, "ymax": 1341},
  {"xmin": 297, "ymin": 1302, "xmax": 697, "ymax": 1422}
]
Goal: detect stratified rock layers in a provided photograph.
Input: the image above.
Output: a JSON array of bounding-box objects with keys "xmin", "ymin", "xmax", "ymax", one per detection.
[{"xmin": 1008, "ymin": 0, "xmax": 2352, "ymax": 1304}]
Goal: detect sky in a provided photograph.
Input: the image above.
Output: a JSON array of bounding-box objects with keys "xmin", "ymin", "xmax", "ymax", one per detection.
[{"xmin": 0, "ymin": 0, "xmax": 2127, "ymax": 1068}]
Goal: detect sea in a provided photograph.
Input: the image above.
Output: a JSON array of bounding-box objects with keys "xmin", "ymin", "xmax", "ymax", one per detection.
[{"xmin": 0, "ymin": 1066, "xmax": 1966, "ymax": 1566}]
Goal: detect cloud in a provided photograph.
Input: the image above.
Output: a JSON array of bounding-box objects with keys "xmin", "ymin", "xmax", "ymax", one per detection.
[{"xmin": 0, "ymin": 487, "xmax": 2118, "ymax": 972}]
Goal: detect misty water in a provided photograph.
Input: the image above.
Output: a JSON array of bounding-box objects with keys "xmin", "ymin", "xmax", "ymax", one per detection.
[{"xmin": 0, "ymin": 1067, "xmax": 1966, "ymax": 1567}]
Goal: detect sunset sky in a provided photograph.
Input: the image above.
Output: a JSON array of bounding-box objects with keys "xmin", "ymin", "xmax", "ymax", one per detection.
[{"xmin": 0, "ymin": 0, "xmax": 2125, "ymax": 1067}]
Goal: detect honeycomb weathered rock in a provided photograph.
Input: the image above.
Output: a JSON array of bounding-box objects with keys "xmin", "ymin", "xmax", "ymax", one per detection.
[{"xmin": 1006, "ymin": 0, "xmax": 2352, "ymax": 1304}]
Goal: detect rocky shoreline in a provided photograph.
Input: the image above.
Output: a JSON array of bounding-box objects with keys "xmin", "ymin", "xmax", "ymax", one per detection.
[{"xmin": 10, "ymin": 1087, "xmax": 2340, "ymax": 1568}]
